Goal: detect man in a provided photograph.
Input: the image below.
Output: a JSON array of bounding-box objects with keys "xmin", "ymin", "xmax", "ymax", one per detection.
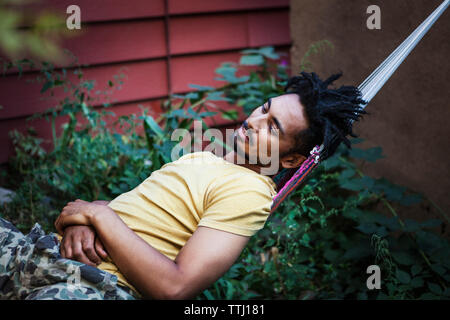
[{"xmin": 0, "ymin": 72, "xmax": 365, "ymax": 300}]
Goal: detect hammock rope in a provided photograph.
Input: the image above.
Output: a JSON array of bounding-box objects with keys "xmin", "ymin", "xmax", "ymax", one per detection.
[{"xmin": 271, "ymin": 0, "xmax": 449, "ymax": 213}]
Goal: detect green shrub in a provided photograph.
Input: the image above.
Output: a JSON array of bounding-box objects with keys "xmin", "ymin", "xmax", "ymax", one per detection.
[{"xmin": 202, "ymin": 140, "xmax": 449, "ymax": 300}]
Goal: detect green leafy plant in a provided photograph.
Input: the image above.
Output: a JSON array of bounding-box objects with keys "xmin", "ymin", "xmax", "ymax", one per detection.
[
  {"xmin": 1, "ymin": 57, "xmax": 137, "ymax": 230},
  {"xmin": 197, "ymin": 140, "xmax": 449, "ymax": 300}
]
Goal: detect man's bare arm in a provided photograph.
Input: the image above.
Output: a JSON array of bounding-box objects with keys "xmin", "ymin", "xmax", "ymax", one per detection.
[
  {"xmin": 90, "ymin": 206, "xmax": 249, "ymax": 299},
  {"xmin": 59, "ymin": 200, "xmax": 110, "ymax": 265},
  {"xmin": 60, "ymin": 225, "xmax": 108, "ymax": 266},
  {"xmin": 92, "ymin": 200, "xmax": 110, "ymax": 206}
]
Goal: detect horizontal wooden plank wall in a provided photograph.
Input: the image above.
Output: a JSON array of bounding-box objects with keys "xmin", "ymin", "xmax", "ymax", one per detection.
[{"xmin": 0, "ymin": 0, "xmax": 291, "ymax": 163}]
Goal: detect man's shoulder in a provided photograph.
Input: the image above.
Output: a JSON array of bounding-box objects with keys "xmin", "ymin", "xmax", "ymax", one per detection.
[
  {"xmin": 170, "ymin": 151, "xmax": 224, "ymax": 165},
  {"xmin": 219, "ymin": 172, "xmax": 277, "ymax": 195},
  {"xmin": 160, "ymin": 151, "xmax": 277, "ymax": 196}
]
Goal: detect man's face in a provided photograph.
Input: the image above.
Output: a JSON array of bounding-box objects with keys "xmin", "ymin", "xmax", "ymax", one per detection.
[{"xmin": 232, "ymin": 93, "xmax": 309, "ymax": 169}]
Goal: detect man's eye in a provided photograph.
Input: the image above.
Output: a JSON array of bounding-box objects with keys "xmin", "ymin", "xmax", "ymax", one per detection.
[
  {"xmin": 269, "ymin": 122, "xmax": 277, "ymax": 130},
  {"xmin": 261, "ymin": 105, "xmax": 268, "ymax": 113}
]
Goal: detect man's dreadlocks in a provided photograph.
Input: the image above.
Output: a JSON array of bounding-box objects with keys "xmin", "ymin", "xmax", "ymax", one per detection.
[{"xmin": 284, "ymin": 72, "xmax": 367, "ymax": 160}]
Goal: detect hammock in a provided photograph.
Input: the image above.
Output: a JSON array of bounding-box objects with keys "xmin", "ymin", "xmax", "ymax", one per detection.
[{"xmin": 271, "ymin": 0, "xmax": 449, "ymax": 213}]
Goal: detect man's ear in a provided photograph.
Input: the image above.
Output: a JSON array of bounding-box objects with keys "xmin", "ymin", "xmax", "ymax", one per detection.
[{"xmin": 280, "ymin": 153, "xmax": 306, "ymax": 169}]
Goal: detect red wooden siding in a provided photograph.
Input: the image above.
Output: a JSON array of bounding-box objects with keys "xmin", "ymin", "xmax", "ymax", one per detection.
[
  {"xmin": 0, "ymin": 1, "xmax": 291, "ymax": 163},
  {"xmin": 0, "ymin": 60, "xmax": 168, "ymax": 120},
  {"xmin": 29, "ymin": 0, "xmax": 166, "ymax": 22},
  {"xmin": 63, "ymin": 20, "xmax": 168, "ymax": 65},
  {"xmin": 168, "ymin": 0, "xmax": 289, "ymax": 15}
]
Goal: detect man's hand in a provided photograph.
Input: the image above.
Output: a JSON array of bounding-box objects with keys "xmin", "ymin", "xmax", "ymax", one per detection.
[
  {"xmin": 55, "ymin": 199, "xmax": 104, "ymax": 235},
  {"xmin": 60, "ymin": 225, "xmax": 108, "ymax": 266}
]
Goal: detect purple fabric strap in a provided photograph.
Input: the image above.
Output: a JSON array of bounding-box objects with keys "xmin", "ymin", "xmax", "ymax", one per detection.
[{"xmin": 270, "ymin": 145, "xmax": 321, "ymax": 213}]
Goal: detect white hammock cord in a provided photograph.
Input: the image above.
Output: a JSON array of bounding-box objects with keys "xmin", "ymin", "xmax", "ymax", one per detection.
[
  {"xmin": 319, "ymin": 0, "xmax": 449, "ymax": 155},
  {"xmin": 272, "ymin": 0, "xmax": 449, "ymax": 209},
  {"xmin": 358, "ymin": 0, "xmax": 450, "ymax": 106}
]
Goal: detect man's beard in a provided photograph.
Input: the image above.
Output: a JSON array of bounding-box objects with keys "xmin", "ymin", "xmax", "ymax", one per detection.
[
  {"xmin": 232, "ymin": 129, "xmax": 281, "ymax": 175},
  {"xmin": 232, "ymin": 132, "xmax": 251, "ymax": 162},
  {"xmin": 232, "ymin": 131, "xmax": 272, "ymax": 167}
]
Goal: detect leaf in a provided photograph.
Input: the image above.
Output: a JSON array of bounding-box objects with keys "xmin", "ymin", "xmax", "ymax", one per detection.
[
  {"xmin": 82, "ymin": 80, "xmax": 95, "ymax": 91},
  {"xmin": 186, "ymin": 92, "xmax": 199, "ymax": 100},
  {"xmin": 169, "ymin": 109, "xmax": 190, "ymax": 119},
  {"xmin": 301, "ymin": 233, "xmax": 311, "ymax": 245},
  {"xmin": 240, "ymin": 55, "xmax": 264, "ymax": 66},
  {"xmin": 225, "ymin": 281, "xmax": 235, "ymax": 299},
  {"xmin": 382, "ymin": 217, "xmax": 402, "ymax": 231},
  {"xmin": 258, "ymin": 47, "xmax": 280, "ymax": 59},
  {"xmin": 80, "ymin": 102, "xmax": 89, "ymax": 116},
  {"xmin": 411, "ymin": 265, "xmax": 422, "ymax": 276},
  {"xmin": 430, "ymin": 264, "xmax": 446, "ymax": 276},
  {"xmin": 40, "ymin": 81, "xmax": 53, "ymax": 93},
  {"xmin": 431, "ymin": 247, "xmax": 450, "ymax": 268},
  {"xmin": 399, "ymin": 193, "xmax": 422, "ymax": 206},
  {"xmin": 374, "ymin": 179, "xmax": 402, "ymax": 197},
  {"xmin": 198, "ymin": 111, "xmax": 217, "ymax": 118},
  {"xmin": 396, "ymin": 269, "xmax": 411, "ymax": 284},
  {"xmin": 357, "ymin": 292, "xmax": 368, "ymax": 300},
  {"xmin": 340, "ymin": 176, "xmax": 374, "ymax": 191},
  {"xmin": 355, "ymin": 223, "xmax": 379, "ymax": 234},
  {"xmin": 416, "ymin": 231, "xmax": 445, "ymax": 252},
  {"xmin": 321, "ymin": 155, "xmax": 344, "ymax": 170},
  {"xmin": 342, "ymin": 207, "xmax": 364, "ymax": 220},
  {"xmin": 356, "ymin": 223, "xmax": 388, "ymax": 237},
  {"xmin": 143, "ymin": 115, "xmax": 164, "ymax": 139},
  {"xmin": 427, "ymin": 282, "xmax": 442, "ymax": 295},
  {"xmin": 403, "ymin": 219, "xmax": 422, "ymax": 233},
  {"xmin": 226, "ymin": 263, "xmax": 243, "ymax": 279},
  {"xmin": 215, "ymin": 64, "xmax": 238, "ymax": 81},
  {"xmin": 240, "ymin": 48, "xmax": 261, "ymax": 55},
  {"xmin": 350, "ymin": 138, "xmax": 364, "ymax": 145},
  {"xmin": 300, "ymin": 40, "xmax": 334, "ymax": 72},
  {"xmin": 340, "ymin": 168, "xmax": 356, "ymax": 180},
  {"xmin": 187, "ymin": 106, "xmax": 201, "ymax": 120},
  {"xmin": 188, "ymin": 84, "xmax": 215, "ymax": 91},
  {"xmin": 156, "ymin": 140, "xmax": 176, "ymax": 163},
  {"xmin": 206, "ymin": 91, "xmax": 231, "ymax": 101},
  {"xmin": 420, "ymin": 219, "xmax": 442, "ymax": 229},
  {"xmin": 348, "ymin": 147, "xmax": 384, "ymax": 162},
  {"xmin": 241, "ymin": 47, "xmax": 279, "ymax": 59},
  {"xmin": 324, "ymin": 249, "xmax": 340, "ymax": 262},
  {"xmin": 419, "ymin": 292, "xmax": 437, "ymax": 300},
  {"xmin": 392, "ymin": 252, "xmax": 416, "ymax": 265},
  {"xmin": 221, "ymin": 110, "xmax": 238, "ymax": 121},
  {"xmin": 342, "ymin": 246, "xmax": 372, "ymax": 260},
  {"xmin": 410, "ymin": 277, "xmax": 424, "ymax": 288},
  {"xmin": 444, "ymin": 288, "xmax": 450, "ymax": 297},
  {"xmin": 202, "ymin": 289, "xmax": 215, "ymax": 300}
]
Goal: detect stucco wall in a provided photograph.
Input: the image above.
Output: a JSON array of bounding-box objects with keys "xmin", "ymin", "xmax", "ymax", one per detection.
[{"xmin": 289, "ymin": 0, "xmax": 450, "ymax": 219}]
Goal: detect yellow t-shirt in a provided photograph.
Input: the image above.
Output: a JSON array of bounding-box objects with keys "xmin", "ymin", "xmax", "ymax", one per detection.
[{"xmin": 98, "ymin": 151, "xmax": 277, "ymax": 293}]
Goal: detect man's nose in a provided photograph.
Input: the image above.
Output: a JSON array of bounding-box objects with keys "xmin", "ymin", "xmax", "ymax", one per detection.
[
  {"xmin": 247, "ymin": 115, "xmax": 266, "ymax": 131},
  {"xmin": 246, "ymin": 119, "xmax": 256, "ymax": 131}
]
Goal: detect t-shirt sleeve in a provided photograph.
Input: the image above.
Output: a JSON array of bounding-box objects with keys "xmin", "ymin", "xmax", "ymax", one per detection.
[{"xmin": 198, "ymin": 173, "xmax": 274, "ymax": 237}]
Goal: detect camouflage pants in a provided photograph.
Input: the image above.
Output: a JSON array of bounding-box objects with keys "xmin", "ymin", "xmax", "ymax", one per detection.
[{"xmin": 0, "ymin": 217, "xmax": 140, "ymax": 300}]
